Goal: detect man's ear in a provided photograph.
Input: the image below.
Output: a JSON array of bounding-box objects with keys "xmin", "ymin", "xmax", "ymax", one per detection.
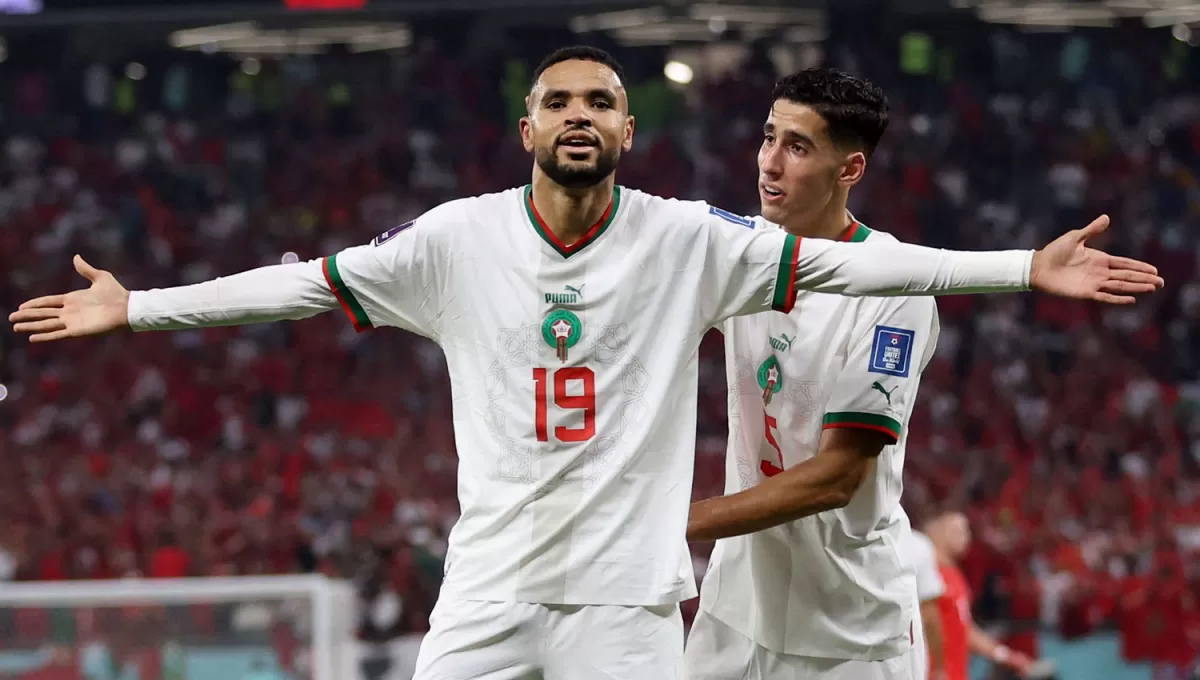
[
  {"xmin": 839, "ymin": 151, "xmax": 867, "ymax": 187},
  {"xmin": 520, "ymin": 109, "xmax": 534, "ymax": 153}
]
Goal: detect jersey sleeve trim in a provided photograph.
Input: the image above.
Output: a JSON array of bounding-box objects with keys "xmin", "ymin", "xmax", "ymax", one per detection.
[
  {"xmin": 771, "ymin": 234, "xmax": 801, "ymax": 312},
  {"xmin": 822, "ymin": 411, "xmax": 901, "ymax": 442},
  {"xmin": 322, "ymin": 255, "xmax": 374, "ymax": 332}
]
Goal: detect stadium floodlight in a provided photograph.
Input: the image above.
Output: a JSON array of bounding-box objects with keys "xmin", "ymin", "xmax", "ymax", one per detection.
[{"xmin": 663, "ymin": 60, "xmax": 694, "ymax": 84}]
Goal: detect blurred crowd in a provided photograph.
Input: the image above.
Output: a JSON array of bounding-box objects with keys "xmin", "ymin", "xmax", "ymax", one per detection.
[{"xmin": 0, "ymin": 20, "xmax": 1198, "ymax": 672}]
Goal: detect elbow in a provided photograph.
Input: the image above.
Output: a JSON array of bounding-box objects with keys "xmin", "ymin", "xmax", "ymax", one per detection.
[
  {"xmin": 824, "ymin": 483, "xmax": 856, "ymax": 510},
  {"xmin": 814, "ymin": 458, "xmax": 870, "ymax": 511},
  {"xmin": 810, "ymin": 472, "xmax": 859, "ymax": 511}
]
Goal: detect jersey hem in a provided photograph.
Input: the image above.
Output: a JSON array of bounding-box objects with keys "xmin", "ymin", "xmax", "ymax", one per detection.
[
  {"xmin": 322, "ymin": 255, "xmax": 373, "ymax": 332},
  {"xmin": 698, "ymin": 605, "xmax": 912, "ymax": 661},
  {"xmin": 771, "ymin": 234, "xmax": 801, "ymax": 312},
  {"xmin": 821, "ymin": 411, "xmax": 901, "ymax": 442}
]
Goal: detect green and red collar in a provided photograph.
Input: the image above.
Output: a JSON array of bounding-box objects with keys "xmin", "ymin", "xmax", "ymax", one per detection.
[{"xmin": 523, "ymin": 184, "xmax": 622, "ymax": 258}]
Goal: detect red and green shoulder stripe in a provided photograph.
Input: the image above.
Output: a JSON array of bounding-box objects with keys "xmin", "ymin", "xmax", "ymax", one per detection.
[
  {"xmin": 771, "ymin": 220, "xmax": 874, "ymax": 313},
  {"xmin": 322, "ymin": 254, "xmax": 373, "ymax": 332},
  {"xmin": 840, "ymin": 219, "xmax": 873, "ymax": 243},
  {"xmin": 772, "ymin": 234, "xmax": 801, "ymax": 313},
  {"xmin": 822, "ymin": 411, "xmax": 902, "ymax": 443}
]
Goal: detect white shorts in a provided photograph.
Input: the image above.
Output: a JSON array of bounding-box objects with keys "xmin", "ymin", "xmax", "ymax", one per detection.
[
  {"xmin": 684, "ymin": 609, "xmax": 926, "ymax": 680},
  {"xmin": 413, "ymin": 597, "xmax": 684, "ymax": 680}
]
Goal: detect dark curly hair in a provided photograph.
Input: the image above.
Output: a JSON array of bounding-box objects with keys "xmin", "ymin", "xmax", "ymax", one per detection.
[
  {"xmin": 771, "ymin": 69, "xmax": 890, "ymax": 156},
  {"xmin": 533, "ymin": 46, "xmax": 627, "ymax": 88}
]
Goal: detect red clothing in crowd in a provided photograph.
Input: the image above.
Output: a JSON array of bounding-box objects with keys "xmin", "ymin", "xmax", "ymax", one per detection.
[{"xmin": 936, "ymin": 563, "xmax": 973, "ymax": 680}]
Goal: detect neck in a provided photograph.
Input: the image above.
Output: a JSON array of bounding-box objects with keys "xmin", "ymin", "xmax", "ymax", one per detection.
[
  {"xmin": 779, "ymin": 192, "xmax": 852, "ymax": 240},
  {"xmin": 530, "ymin": 168, "xmax": 615, "ymax": 246}
]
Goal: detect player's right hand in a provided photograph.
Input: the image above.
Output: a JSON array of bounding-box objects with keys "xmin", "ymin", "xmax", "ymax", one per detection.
[
  {"xmin": 1029, "ymin": 215, "xmax": 1164, "ymax": 304},
  {"xmin": 9, "ymin": 255, "xmax": 130, "ymax": 342}
]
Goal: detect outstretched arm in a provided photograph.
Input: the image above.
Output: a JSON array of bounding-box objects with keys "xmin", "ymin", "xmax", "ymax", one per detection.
[
  {"xmin": 131, "ymin": 259, "xmax": 340, "ymax": 331},
  {"xmin": 779, "ymin": 216, "xmax": 1161, "ymax": 306},
  {"xmin": 11, "ymin": 206, "xmax": 456, "ymax": 342},
  {"xmin": 10, "ymin": 255, "xmax": 342, "ymax": 341}
]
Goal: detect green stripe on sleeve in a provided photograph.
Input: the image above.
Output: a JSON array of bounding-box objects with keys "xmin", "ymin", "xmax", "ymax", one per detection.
[
  {"xmin": 822, "ymin": 412, "xmax": 902, "ymax": 440},
  {"xmin": 324, "ymin": 254, "xmax": 373, "ymax": 331},
  {"xmin": 771, "ymin": 234, "xmax": 800, "ymax": 312}
]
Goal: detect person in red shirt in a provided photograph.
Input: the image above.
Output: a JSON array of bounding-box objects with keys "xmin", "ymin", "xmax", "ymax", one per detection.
[{"xmin": 925, "ymin": 511, "xmax": 1036, "ymax": 680}]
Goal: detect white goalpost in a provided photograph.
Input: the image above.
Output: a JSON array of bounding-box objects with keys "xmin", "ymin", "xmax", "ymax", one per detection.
[{"xmin": 0, "ymin": 575, "xmax": 357, "ymax": 680}]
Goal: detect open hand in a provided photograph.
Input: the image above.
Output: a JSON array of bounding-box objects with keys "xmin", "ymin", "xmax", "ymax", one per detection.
[
  {"xmin": 1030, "ymin": 215, "xmax": 1164, "ymax": 303},
  {"xmin": 9, "ymin": 255, "xmax": 130, "ymax": 342}
]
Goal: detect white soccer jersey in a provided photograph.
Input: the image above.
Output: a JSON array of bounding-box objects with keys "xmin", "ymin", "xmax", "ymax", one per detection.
[
  {"xmin": 698, "ymin": 217, "xmax": 941, "ymax": 660},
  {"xmin": 128, "ymin": 188, "xmax": 1030, "ymax": 609},
  {"xmin": 908, "ymin": 530, "xmax": 946, "ymax": 603},
  {"xmin": 322, "ymin": 186, "xmax": 830, "ymax": 606}
]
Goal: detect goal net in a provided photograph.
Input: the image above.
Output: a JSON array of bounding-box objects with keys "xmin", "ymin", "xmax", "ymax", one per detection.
[{"xmin": 0, "ymin": 575, "xmax": 356, "ymax": 680}]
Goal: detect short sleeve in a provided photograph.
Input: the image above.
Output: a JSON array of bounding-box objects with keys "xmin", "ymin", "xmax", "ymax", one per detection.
[
  {"xmin": 696, "ymin": 204, "xmax": 800, "ymax": 327},
  {"xmin": 821, "ymin": 296, "xmax": 939, "ymax": 442},
  {"xmin": 909, "ymin": 531, "xmax": 946, "ymax": 602},
  {"xmin": 321, "ymin": 202, "xmax": 456, "ymax": 338}
]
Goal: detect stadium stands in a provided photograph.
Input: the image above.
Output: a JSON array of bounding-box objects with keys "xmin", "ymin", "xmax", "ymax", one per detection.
[{"xmin": 0, "ymin": 22, "xmax": 1197, "ymax": 674}]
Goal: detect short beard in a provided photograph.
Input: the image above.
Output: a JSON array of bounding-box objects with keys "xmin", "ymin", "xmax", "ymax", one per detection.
[{"xmin": 535, "ymin": 146, "xmax": 620, "ymax": 190}]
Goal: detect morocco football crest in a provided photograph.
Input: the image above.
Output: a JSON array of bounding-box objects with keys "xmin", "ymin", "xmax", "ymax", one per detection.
[
  {"xmin": 542, "ymin": 309, "xmax": 582, "ymax": 363},
  {"xmin": 757, "ymin": 355, "xmax": 783, "ymax": 404}
]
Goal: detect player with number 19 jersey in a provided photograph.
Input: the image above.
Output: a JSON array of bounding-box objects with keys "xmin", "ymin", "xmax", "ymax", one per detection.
[
  {"xmin": 326, "ymin": 185, "xmax": 817, "ymax": 607},
  {"xmin": 126, "ymin": 184, "xmax": 1032, "ymax": 678},
  {"xmin": 694, "ymin": 216, "xmax": 939, "ymax": 677}
]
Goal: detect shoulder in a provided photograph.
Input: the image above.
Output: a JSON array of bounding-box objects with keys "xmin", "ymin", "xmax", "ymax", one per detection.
[
  {"xmin": 428, "ymin": 188, "xmax": 521, "ymax": 226},
  {"xmin": 375, "ymin": 188, "xmax": 522, "ymax": 245},
  {"xmin": 621, "ymin": 189, "xmax": 757, "ymax": 232}
]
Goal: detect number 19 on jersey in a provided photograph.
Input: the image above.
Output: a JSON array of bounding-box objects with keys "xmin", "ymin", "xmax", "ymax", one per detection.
[{"xmin": 533, "ymin": 367, "xmax": 596, "ymax": 443}]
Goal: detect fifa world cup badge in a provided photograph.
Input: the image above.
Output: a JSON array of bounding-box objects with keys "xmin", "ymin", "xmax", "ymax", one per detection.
[
  {"xmin": 542, "ymin": 309, "xmax": 582, "ymax": 363},
  {"xmin": 757, "ymin": 355, "xmax": 783, "ymax": 404}
]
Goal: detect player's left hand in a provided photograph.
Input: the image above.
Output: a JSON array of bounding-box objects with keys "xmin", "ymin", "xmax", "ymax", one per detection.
[{"xmin": 1030, "ymin": 215, "xmax": 1163, "ymax": 304}]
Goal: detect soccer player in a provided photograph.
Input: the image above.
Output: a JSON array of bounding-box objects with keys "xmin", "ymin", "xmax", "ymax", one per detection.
[
  {"xmin": 908, "ymin": 528, "xmax": 949, "ymax": 680},
  {"xmin": 926, "ymin": 511, "xmax": 1034, "ymax": 680},
  {"xmin": 682, "ymin": 69, "xmax": 1064, "ymax": 680},
  {"xmin": 11, "ymin": 48, "xmax": 1158, "ymax": 680}
]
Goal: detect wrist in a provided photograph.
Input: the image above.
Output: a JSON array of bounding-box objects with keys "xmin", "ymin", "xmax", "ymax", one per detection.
[{"xmin": 1027, "ymin": 250, "xmax": 1041, "ymax": 291}]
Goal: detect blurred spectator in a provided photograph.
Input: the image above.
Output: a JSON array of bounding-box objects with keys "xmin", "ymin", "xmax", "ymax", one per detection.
[{"xmin": 0, "ymin": 19, "xmax": 1195, "ymax": 673}]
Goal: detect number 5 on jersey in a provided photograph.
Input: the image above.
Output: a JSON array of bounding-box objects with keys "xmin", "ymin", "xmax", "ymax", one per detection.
[{"xmin": 533, "ymin": 367, "xmax": 596, "ymax": 443}]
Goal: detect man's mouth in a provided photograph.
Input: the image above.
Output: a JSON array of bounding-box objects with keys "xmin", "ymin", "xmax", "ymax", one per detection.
[
  {"xmin": 559, "ymin": 133, "xmax": 599, "ymax": 149},
  {"xmin": 761, "ymin": 185, "xmax": 783, "ymax": 198}
]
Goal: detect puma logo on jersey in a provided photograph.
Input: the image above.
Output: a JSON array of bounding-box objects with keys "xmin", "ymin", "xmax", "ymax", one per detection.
[
  {"xmin": 871, "ymin": 381, "xmax": 898, "ymax": 405},
  {"xmin": 769, "ymin": 333, "xmax": 795, "ymax": 353},
  {"xmin": 545, "ymin": 284, "xmax": 585, "ymax": 305}
]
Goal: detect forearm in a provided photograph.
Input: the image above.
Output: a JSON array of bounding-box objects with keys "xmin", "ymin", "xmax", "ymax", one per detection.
[
  {"xmin": 968, "ymin": 625, "xmax": 1006, "ymax": 661},
  {"xmin": 687, "ymin": 453, "xmax": 864, "ymax": 542},
  {"xmin": 921, "ymin": 600, "xmax": 946, "ymax": 673},
  {"xmin": 128, "ymin": 259, "xmax": 337, "ymax": 331},
  {"xmin": 794, "ymin": 239, "xmax": 1033, "ymax": 297}
]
